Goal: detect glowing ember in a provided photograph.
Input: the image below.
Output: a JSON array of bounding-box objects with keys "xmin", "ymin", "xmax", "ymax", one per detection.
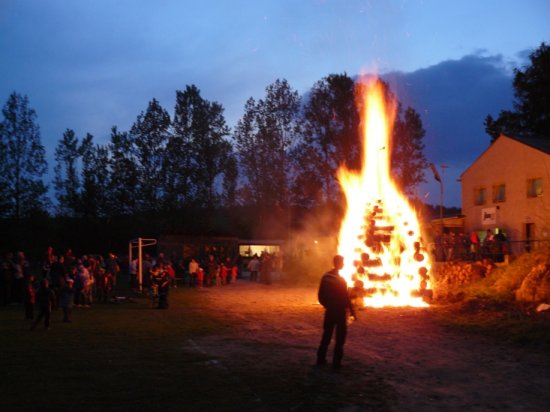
[{"xmin": 337, "ymin": 76, "xmax": 431, "ymax": 308}]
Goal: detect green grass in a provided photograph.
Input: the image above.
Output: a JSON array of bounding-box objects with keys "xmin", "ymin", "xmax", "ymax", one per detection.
[{"xmin": 0, "ymin": 289, "xmax": 246, "ymax": 411}]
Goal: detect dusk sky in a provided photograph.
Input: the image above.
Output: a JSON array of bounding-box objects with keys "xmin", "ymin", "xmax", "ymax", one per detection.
[{"xmin": 1, "ymin": 0, "xmax": 549, "ymax": 207}]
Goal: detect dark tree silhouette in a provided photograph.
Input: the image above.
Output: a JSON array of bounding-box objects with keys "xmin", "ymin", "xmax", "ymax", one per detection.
[
  {"xmin": 0, "ymin": 92, "xmax": 49, "ymax": 218},
  {"xmin": 485, "ymin": 42, "xmax": 550, "ymax": 141}
]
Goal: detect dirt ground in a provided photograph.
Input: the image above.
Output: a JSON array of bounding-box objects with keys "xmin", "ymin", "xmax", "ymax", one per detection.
[{"xmin": 184, "ymin": 281, "xmax": 550, "ymax": 411}]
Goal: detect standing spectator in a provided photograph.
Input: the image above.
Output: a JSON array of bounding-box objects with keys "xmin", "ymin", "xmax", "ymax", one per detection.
[
  {"xmin": 30, "ymin": 279, "xmax": 56, "ymax": 330},
  {"xmin": 155, "ymin": 267, "xmax": 170, "ymax": 309},
  {"xmin": 59, "ymin": 278, "xmax": 75, "ymax": 322},
  {"xmin": 443, "ymin": 232, "xmax": 455, "ymax": 262},
  {"xmin": 197, "ymin": 267, "xmax": 204, "ymax": 288},
  {"xmin": 316, "ymin": 255, "xmax": 356, "ymax": 370},
  {"xmin": 483, "ymin": 229, "xmax": 495, "ymax": 258},
  {"xmin": 74, "ymin": 264, "xmax": 91, "ymax": 307},
  {"xmin": 455, "ymin": 232, "xmax": 469, "ymax": 261},
  {"xmin": 494, "ymin": 230, "xmax": 508, "ymax": 262},
  {"xmin": 470, "ymin": 231, "xmax": 480, "ymax": 261},
  {"xmin": 206, "ymin": 255, "xmax": 218, "ymax": 287},
  {"xmin": 141, "ymin": 254, "xmax": 153, "ymax": 293},
  {"xmin": 247, "ymin": 255, "xmax": 260, "ymax": 282},
  {"xmin": 42, "ymin": 246, "xmax": 55, "ymax": 280},
  {"xmin": 23, "ymin": 274, "xmax": 36, "ymax": 320},
  {"xmin": 166, "ymin": 263, "xmax": 176, "ymax": 288},
  {"xmin": 63, "ymin": 249, "xmax": 77, "ymax": 278},
  {"xmin": 230, "ymin": 263, "xmax": 238, "ymax": 284},
  {"xmin": 12, "ymin": 252, "xmax": 28, "ymax": 303},
  {"xmin": 261, "ymin": 253, "xmax": 273, "ymax": 285},
  {"xmin": 129, "ymin": 257, "xmax": 138, "ymax": 289},
  {"xmin": 175, "ymin": 258, "xmax": 186, "ymax": 287},
  {"xmin": 0, "ymin": 252, "xmax": 14, "ymax": 306},
  {"xmin": 49, "ymin": 255, "xmax": 65, "ymax": 307},
  {"xmin": 433, "ymin": 231, "xmax": 445, "ymax": 262},
  {"xmin": 105, "ymin": 253, "xmax": 119, "ymax": 293},
  {"xmin": 188, "ymin": 258, "xmax": 199, "ymax": 287}
]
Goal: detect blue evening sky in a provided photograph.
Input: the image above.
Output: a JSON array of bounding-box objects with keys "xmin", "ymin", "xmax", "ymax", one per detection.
[{"xmin": 1, "ymin": 0, "xmax": 549, "ymax": 207}]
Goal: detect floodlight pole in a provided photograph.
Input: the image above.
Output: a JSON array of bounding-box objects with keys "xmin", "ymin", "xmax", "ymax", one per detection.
[
  {"xmin": 129, "ymin": 237, "xmax": 157, "ymax": 292},
  {"xmin": 439, "ymin": 164, "xmax": 448, "ymax": 222}
]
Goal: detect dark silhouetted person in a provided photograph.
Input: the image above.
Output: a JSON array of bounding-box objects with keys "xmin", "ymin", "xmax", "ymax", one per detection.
[
  {"xmin": 59, "ymin": 278, "xmax": 75, "ymax": 322},
  {"xmin": 31, "ymin": 279, "xmax": 56, "ymax": 330},
  {"xmin": 247, "ymin": 255, "xmax": 260, "ymax": 282},
  {"xmin": 316, "ymin": 255, "xmax": 356, "ymax": 369}
]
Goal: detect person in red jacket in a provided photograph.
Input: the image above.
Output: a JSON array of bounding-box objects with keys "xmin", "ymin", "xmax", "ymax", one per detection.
[{"xmin": 316, "ymin": 255, "xmax": 356, "ymax": 369}]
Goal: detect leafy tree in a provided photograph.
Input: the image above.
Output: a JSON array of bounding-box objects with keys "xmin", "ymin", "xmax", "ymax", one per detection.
[
  {"xmin": 288, "ymin": 143, "xmax": 324, "ymax": 208},
  {"xmin": 391, "ymin": 106, "xmax": 429, "ymax": 195},
  {"xmin": 163, "ymin": 90, "xmax": 194, "ymax": 208},
  {"xmin": 171, "ymin": 85, "xmax": 232, "ymax": 207},
  {"xmin": 221, "ymin": 152, "xmax": 238, "ymax": 207},
  {"xmin": 54, "ymin": 129, "xmax": 81, "ymax": 217},
  {"xmin": 80, "ymin": 134, "xmax": 110, "ymax": 218},
  {"xmin": 0, "ymin": 92, "xmax": 49, "ymax": 218},
  {"xmin": 292, "ymin": 76, "xmax": 427, "ymax": 204},
  {"xmin": 235, "ymin": 79, "xmax": 301, "ymax": 208},
  {"xmin": 130, "ymin": 98, "xmax": 171, "ymax": 212},
  {"xmin": 234, "ymin": 97, "xmax": 261, "ymax": 205},
  {"xmin": 106, "ymin": 127, "xmax": 139, "ymax": 216},
  {"xmin": 485, "ymin": 42, "xmax": 550, "ymax": 141},
  {"xmin": 293, "ymin": 73, "xmax": 359, "ymax": 205}
]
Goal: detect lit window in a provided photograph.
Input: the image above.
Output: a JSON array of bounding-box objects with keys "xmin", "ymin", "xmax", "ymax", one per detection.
[
  {"xmin": 474, "ymin": 187, "xmax": 486, "ymax": 205},
  {"xmin": 527, "ymin": 178, "xmax": 543, "ymax": 198},
  {"xmin": 492, "ymin": 184, "xmax": 506, "ymax": 203}
]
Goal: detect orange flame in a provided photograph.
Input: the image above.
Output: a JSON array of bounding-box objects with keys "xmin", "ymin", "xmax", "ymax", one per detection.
[{"xmin": 337, "ymin": 76, "xmax": 431, "ymax": 308}]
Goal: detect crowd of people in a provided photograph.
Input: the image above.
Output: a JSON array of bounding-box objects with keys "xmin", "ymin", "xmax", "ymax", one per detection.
[
  {"xmin": 0, "ymin": 247, "xmax": 122, "ymax": 329},
  {"xmin": 432, "ymin": 229, "xmax": 509, "ymax": 263},
  {"xmin": 130, "ymin": 251, "xmax": 279, "ymax": 295},
  {"xmin": 1, "ymin": 246, "xmax": 284, "ymax": 328}
]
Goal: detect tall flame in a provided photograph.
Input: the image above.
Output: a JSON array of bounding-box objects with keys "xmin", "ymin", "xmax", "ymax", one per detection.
[{"xmin": 337, "ymin": 77, "xmax": 431, "ymax": 308}]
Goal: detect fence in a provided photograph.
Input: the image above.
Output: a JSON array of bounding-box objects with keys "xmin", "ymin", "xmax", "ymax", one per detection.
[{"xmin": 429, "ymin": 239, "xmax": 550, "ymax": 263}]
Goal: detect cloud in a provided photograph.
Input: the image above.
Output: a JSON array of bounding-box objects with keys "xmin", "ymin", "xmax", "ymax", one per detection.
[{"xmin": 380, "ymin": 53, "xmax": 515, "ymax": 207}]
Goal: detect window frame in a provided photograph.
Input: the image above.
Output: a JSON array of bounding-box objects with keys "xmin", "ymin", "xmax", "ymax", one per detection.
[
  {"xmin": 492, "ymin": 183, "xmax": 506, "ymax": 203},
  {"xmin": 474, "ymin": 186, "xmax": 486, "ymax": 205},
  {"xmin": 527, "ymin": 177, "xmax": 543, "ymax": 198}
]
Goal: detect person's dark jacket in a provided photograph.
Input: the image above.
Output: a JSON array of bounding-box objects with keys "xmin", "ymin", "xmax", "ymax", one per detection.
[
  {"xmin": 36, "ymin": 286, "xmax": 56, "ymax": 311},
  {"xmin": 318, "ymin": 270, "xmax": 353, "ymax": 312}
]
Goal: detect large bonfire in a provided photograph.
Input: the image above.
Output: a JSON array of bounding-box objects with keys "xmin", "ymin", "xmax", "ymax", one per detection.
[{"xmin": 337, "ymin": 76, "xmax": 431, "ymax": 308}]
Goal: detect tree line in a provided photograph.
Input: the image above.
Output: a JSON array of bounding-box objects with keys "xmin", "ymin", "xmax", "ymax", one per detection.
[
  {"xmin": 3, "ymin": 40, "xmax": 548, "ymax": 228},
  {"xmin": 1, "ymin": 74, "xmax": 429, "ymax": 223}
]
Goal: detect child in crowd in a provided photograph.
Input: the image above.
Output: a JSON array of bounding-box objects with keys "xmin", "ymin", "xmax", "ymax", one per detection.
[
  {"xmin": 231, "ymin": 264, "xmax": 238, "ymax": 283},
  {"xmin": 59, "ymin": 278, "xmax": 75, "ymax": 322}
]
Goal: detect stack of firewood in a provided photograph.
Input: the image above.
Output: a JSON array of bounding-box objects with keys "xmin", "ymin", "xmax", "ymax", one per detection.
[{"xmin": 349, "ymin": 199, "xmax": 432, "ymax": 301}]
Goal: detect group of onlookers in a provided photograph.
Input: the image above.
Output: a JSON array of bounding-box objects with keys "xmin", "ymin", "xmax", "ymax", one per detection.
[
  {"xmin": 433, "ymin": 229, "xmax": 508, "ymax": 263},
  {"xmin": 133, "ymin": 253, "xmax": 241, "ymax": 292},
  {"xmin": 1, "ymin": 247, "xmax": 284, "ymax": 326},
  {"xmin": 0, "ymin": 247, "xmax": 121, "ymax": 329}
]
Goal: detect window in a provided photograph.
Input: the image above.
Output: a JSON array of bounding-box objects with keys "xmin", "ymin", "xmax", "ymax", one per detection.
[
  {"xmin": 492, "ymin": 183, "xmax": 506, "ymax": 203},
  {"xmin": 474, "ymin": 187, "xmax": 486, "ymax": 205},
  {"xmin": 527, "ymin": 178, "xmax": 542, "ymax": 198}
]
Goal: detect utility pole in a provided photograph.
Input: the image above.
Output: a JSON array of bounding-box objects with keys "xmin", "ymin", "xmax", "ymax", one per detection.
[
  {"xmin": 440, "ymin": 164, "xmax": 448, "ymax": 221},
  {"xmin": 430, "ymin": 163, "xmax": 448, "ymax": 224}
]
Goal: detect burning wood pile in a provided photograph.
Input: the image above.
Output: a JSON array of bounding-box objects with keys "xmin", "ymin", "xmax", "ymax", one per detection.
[
  {"xmin": 336, "ymin": 77, "xmax": 432, "ymax": 308},
  {"xmin": 346, "ymin": 199, "xmax": 432, "ymax": 307}
]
